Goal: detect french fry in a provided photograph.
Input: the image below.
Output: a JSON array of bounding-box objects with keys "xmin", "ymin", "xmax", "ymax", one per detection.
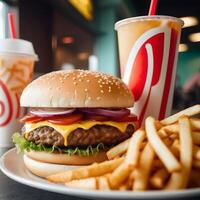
[
  {"xmin": 169, "ymin": 145, "xmax": 179, "ymax": 159},
  {"xmin": 157, "ymin": 130, "xmax": 168, "ymax": 138},
  {"xmin": 165, "ymin": 117, "xmax": 193, "ymax": 189},
  {"xmin": 161, "ymin": 105, "xmax": 200, "ymax": 125},
  {"xmin": 119, "ymin": 183, "xmax": 130, "ymax": 191},
  {"xmin": 163, "ymin": 138, "xmax": 173, "ymax": 146},
  {"xmin": 106, "ymin": 139, "xmax": 148, "ymax": 160},
  {"xmin": 153, "ymin": 159, "xmax": 164, "ymax": 169},
  {"xmin": 155, "ymin": 120, "xmax": 163, "ymax": 130},
  {"xmin": 98, "ymin": 176, "xmax": 110, "ymax": 190},
  {"xmin": 65, "ymin": 177, "xmax": 97, "ymax": 190},
  {"xmin": 107, "ymin": 139, "xmax": 130, "ymax": 160},
  {"xmin": 145, "ymin": 117, "xmax": 181, "ymax": 172},
  {"xmin": 133, "ymin": 143, "xmax": 155, "ymax": 190},
  {"xmin": 193, "ymin": 145, "xmax": 200, "ymax": 160},
  {"xmin": 193, "ymin": 160, "xmax": 200, "ymax": 169},
  {"xmin": 159, "ymin": 119, "xmax": 200, "ymax": 133},
  {"xmin": 160, "ymin": 124, "xmax": 179, "ymax": 134},
  {"xmin": 109, "ymin": 130, "xmax": 146, "ymax": 189},
  {"xmin": 190, "ymin": 118, "xmax": 200, "ymax": 130},
  {"xmin": 150, "ymin": 168, "xmax": 169, "ymax": 189},
  {"xmin": 170, "ymin": 140, "xmax": 200, "ymax": 160},
  {"xmin": 172, "ymin": 139, "xmax": 179, "ymax": 147},
  {"xmin": 47, "ymin": 157, "xmax": 124, "ymax": 183},
  {"xmin": 109, "ymin": 163, "xmax": 132, "ymax": 189},
  {"xmin": 125, "ymin": 129, "xmax": 146, "ymax": 166},
  {"xmin": 192, "ymin": 132, "xmax": 200, "ymax": 145},
  {"xmin": 129, "ymin": 169, "xmax": 137, "ymax": 181},
  {"xmin": 169, "ymin": 133, "xmax": 178, "ymax": 140},
  {"xmin": 169, "ymin": 131, "xmax": 200, "ymax": 145}
]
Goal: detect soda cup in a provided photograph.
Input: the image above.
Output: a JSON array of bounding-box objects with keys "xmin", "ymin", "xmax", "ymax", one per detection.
[
  {"xmin": 115, "ymin": 16, "xmax": 183, "ymax": 125},
  {"xmin": 0, "ymin": 39, "xmax": 38, "ymax": 151}
]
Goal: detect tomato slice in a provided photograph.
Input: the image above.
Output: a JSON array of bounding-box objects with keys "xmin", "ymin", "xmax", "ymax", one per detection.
[
  {"xmin": 20, "ymin": 115, "xmax": 43, "ymax": 123},
  {"xmin": 48, "ymin": 114, "xmax": 82, "ymax": 125},
  {"xmin": 114, "ymin": 114, "xmax": 138, "ymax": 122}
]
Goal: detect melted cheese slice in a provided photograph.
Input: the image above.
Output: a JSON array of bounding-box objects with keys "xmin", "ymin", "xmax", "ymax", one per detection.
[{"xmin": 24, "ymin": 120, "xmax": 134, "ymax": 146}]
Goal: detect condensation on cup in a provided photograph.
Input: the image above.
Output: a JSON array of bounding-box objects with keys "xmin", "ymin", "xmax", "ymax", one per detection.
[
  {"xmin": 0, "ymin": 39, "xmax": 38, "ymax": 148},
  {"xmin": 115, "ymin": 16, "xmax": 184, "ymax": 125}
]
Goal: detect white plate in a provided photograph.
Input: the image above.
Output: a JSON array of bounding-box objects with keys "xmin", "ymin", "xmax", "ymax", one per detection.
[{"xmin": 0, "ymin": 148, "xmax": 200, "ymax": 200}]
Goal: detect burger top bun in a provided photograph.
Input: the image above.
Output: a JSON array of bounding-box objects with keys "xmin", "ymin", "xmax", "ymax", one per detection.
[{"xmin": 20, "ymin": 70, "xmax": 134, "ymax": 108}]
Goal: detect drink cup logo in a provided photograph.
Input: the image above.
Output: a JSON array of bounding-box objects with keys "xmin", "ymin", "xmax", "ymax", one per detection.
[
  {"xmin": 123, "ymin": 26, "xmax": 180, "ymax": 125},
  {"xmin": 0, "ymin": 80, "xmax": 22, "ymax": 127},
  {"xmin": 0, "ymin": 58, "xmax": 33, "ymax": 127},
  {"xmin": 0, "ymin": 80, "xmax": 13, "ymax": 126}
]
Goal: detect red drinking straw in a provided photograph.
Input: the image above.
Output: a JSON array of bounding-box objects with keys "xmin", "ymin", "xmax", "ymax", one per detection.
[
  {"xmin": 148, "ymin": 0, "xmax": 158, "ymax": 15},
  {"xmin": 8, "ymin": 13, "xmax": 17, "ymax": 39}
]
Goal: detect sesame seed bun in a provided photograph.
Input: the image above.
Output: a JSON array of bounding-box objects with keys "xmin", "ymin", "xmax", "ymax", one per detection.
[{"xmin": 20, "ymin": 70, "xmax": 134, "ymax": 108}]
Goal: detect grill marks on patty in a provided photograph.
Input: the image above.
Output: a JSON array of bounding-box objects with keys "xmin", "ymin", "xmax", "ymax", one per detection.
[
  {"xmin": 24, "ymin": 127, "xmax": 64, "ymax": 146},
  {"xmin": 23, "ymin": 124, "xmax": 134, "ymax": 147},
  {"xmin": 68, "ymin": 124, "xmax": 134, "ymax": 146}
]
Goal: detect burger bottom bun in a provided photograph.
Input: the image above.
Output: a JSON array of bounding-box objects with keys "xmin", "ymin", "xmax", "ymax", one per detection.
[
  {"xmin": 24, "ymin": 151, "xmax": 108, "ymax": 177},
  {"xmin": 23, "ymin": 155, "xmax": 78, "ymax": 178}
]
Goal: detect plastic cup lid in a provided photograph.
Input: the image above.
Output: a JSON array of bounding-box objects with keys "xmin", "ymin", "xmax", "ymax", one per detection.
[{"xmin": 0, "ymin": 38, "xmax": 38, "ymax": 61}]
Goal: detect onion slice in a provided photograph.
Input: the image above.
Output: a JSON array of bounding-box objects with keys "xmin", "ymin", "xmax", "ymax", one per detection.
[
  {"xmin": 30, "ymin": 108, "xmax": 76, "ymax": 117},
  {"xmin": 79, "ymin": 108, "xmax": 130, "ymax": 118}
]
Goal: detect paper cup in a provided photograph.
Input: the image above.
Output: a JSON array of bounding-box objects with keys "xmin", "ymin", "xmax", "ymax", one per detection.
[
  {"xmin": 115, "ymin": 16, "xmax": 183, "ymax": 125},
  {"xmin": 0, "ymin": 39, "xmax": 38, "ymax": 148}
]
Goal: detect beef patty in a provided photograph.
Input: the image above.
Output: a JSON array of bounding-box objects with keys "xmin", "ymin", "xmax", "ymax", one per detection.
[{"xmin": 23, "ymin": 124, "xmax": 134, "ymax": 147}]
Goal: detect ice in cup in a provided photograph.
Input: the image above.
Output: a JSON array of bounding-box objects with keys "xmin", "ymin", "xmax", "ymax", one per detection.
[
  {"xmin": 115, "ymin": 16, "xmax": 183, "ymax": 125},
  {"xmin": 0, "ymin": 39, "xmax": 38, "ymax": 149}
]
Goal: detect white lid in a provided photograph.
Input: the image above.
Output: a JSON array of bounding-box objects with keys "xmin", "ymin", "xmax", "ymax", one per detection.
[
  {"xmin": 0, "ymin": 39, "xmax": 38, "ymax": 61},
  {"xmin": 115, "ymin": 15, "xmax": 184, "ymax": 30}
]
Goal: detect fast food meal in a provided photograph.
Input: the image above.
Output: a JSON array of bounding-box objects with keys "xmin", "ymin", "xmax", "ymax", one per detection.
[
  {"xmin": 12, "ymin": 70, "xmax": 138, "ymax": 177},
  {"xmin": 47, "ymin": 104, "xmax": 200, "ymax": 191}
]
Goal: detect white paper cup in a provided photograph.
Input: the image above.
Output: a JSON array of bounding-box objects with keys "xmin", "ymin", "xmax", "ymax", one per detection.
[
  {"xmin": 0, "ymin": 39, "xmax": 38, "ymax": 148},
  {"xmin": 115, "ymin": 16, "xmax": 183, "ymax": 125}
]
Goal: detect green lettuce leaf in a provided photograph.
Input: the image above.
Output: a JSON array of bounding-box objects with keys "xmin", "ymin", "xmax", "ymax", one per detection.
[{"xmin": 12, "ymin": 133, "xmax": 105, "ymax": 156}]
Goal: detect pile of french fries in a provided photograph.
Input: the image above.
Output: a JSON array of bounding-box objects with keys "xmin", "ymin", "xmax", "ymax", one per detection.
[{"xmin": 47, "ymin": 105, "xmax": 200, "ymax": 191}]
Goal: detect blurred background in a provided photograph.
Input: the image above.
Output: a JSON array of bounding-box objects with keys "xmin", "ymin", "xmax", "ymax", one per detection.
[{"xmin": 0, "ymin": 0, "xmax": 199, "ymax": 110}]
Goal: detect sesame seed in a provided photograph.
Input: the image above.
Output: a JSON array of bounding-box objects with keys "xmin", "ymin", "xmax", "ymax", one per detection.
[
  {"xmin": 73, "ymin": 82, "xmax": 77, "ymax": 85},
  {"xmin": 84, "ymin": 88, "xmax": 88, "ymax": 92},
  {"xmin": 88, "ymin": 96, "xmax": 91, "ymax": 100},
  {"xmin": 86, "ymin": 79, "xmax": 90, "ymax": 83},
  {"xmin": 96, "ymin": 97, "xmax": 101, "ymax": 100},
  {"xmin": 99, "ymin": 85, "xmax": 103, "ymax": 88},
  {"xmin": 100, "ymin": 90, "xmax": 104, "ymax": 93}
]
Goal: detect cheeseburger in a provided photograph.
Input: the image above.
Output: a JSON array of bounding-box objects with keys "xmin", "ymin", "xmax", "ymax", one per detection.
[{"xmin": 13, "ymin": 70, "xmax": 138, "ymax": 177}]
